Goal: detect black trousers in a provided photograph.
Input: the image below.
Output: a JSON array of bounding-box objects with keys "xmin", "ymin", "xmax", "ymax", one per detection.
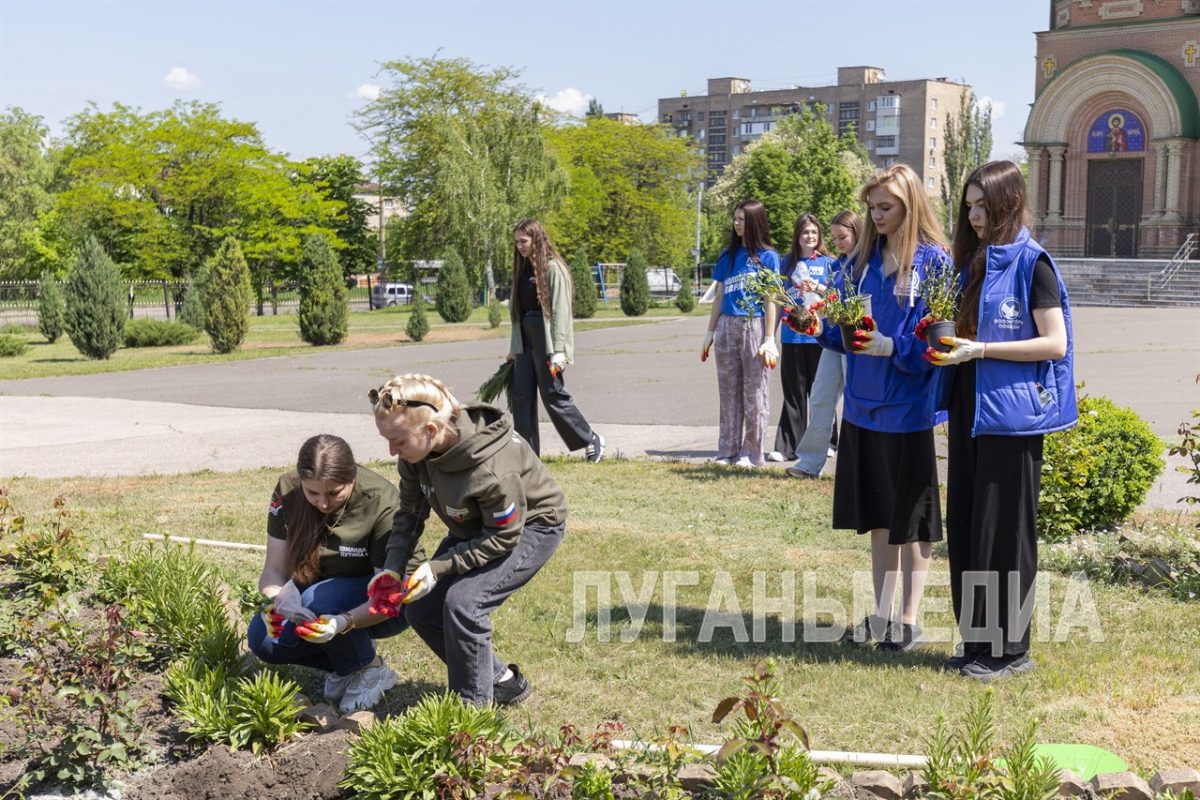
[
  {"xmin": 512, "ymin": 313, "xmax": 593, "ymax": 455},
  {"xmin": 773, "ymin": 342, "xmax": 823, "ymax": 458},
  {"xmin": 947, "ymin": 364, "xmax": 1042, "ymax": 657}
]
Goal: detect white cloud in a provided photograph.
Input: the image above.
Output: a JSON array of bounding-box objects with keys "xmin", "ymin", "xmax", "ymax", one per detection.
[
  {"xmin": 356, "ymin": 83, "xmax": 381, "ymax": 101},
  {"xmin": 537, "ymin": 87, "xmax": 591, "ymax": 116},
  {"xmin": 979, "ymin": 96, "xmax": 1007, "ymax": 119},
  {"xmin": 161, "ymin": 66, "xmax": 202, "ymax": 91}
]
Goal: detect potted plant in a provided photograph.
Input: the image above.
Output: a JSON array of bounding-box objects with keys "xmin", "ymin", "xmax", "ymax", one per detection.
[
  {"xmin": 919, "ymin": 256, "xmax": 960, "ymax": 353},
  {"xmin": 737, "ymin": 268, "xmax": 815, "ymax": 333},
  {"xmin": 811, "ymin": 279, "xmax": 872, "ymax": 350}
]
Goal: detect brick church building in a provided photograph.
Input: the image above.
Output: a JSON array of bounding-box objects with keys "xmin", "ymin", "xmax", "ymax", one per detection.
[{"xmin": 1023, "ymin": 1, "xmax": 1199, "ymax": 257}]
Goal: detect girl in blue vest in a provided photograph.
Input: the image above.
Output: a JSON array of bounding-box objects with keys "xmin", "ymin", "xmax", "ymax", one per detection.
[
  {"xmin": 769, "ymin": 213, "xmax": 837, "ymax": 463},
  {"xmin": 926, "ymin": 160, "xmax": 1076, "ymax": 681},
  {"xmin": 813, "ymin": 164, "xmax": 947, "ymax": 652},
  {"xmin": 701, "ymin": 199, "xmax": 781, "ymax": 467}
]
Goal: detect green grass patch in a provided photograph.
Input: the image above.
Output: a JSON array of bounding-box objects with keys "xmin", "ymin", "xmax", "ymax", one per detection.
[{"xmin": 8, "ymin": 457, "xmax": 1192, "ymax": 769}]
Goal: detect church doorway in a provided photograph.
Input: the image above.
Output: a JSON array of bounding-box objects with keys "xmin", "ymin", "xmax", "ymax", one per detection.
[{"xmin": 1085, "ymin": 159, "xmax": 1142, "ymax": 257}]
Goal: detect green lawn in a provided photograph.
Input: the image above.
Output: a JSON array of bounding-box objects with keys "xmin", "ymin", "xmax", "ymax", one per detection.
[
  {"xmin": 5, "ymin": 458, "xmax": 1197, "ymax": 770},
  {"xmin": 0, "ymin": 303, "xmax": 700, "ymax": 381}
]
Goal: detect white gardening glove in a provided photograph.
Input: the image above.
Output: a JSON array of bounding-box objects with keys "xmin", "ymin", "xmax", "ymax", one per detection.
[
  {"xmin": 926, "ymin": 337, "xmax": 986, "ymax": 365},
  {"xmin": 758, "ymin": 337, "xmax": 779, "ymax": 369},
  {"xmin": 401, "ymin": 562, "xmax": 437, "ymax": 604},
  {"xmin": 273, "ymin": 580, "xmax": 316, "ymax": 623},
  {"xmin": 548, "ymin": 352, "xmax": 568, "ymax": 377},
  {"xmin": 850, "ymin": 316, "xmax": 894, "ymax": 357},
  {"xmin": 701, "ymin": 329, "xmax": 715, "ymax": 362},
  {"xmin": 294, "ymin": 614, "xmax": 353, "ymax": 644}
]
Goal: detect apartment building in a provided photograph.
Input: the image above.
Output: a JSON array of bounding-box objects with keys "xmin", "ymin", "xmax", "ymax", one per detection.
[{"xmin": 657, "ymin": 67, "xmax": 970, "ymax": 194}]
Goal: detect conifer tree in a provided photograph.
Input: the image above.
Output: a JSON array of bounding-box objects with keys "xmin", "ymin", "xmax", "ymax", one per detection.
[
  {"xmin": 570, "ymin": 251, "xmax": 596, "ymax": 319},
  {"xmin": 406, "ymin": 293, "xmax": 430, "ymax": 341},
  {"xmin": 487, "ymin": 298, "xmax": 503, "ymax": 328},
  {"xmin": 675, "ymin": 271, "xmax": 696, "ymax": 313},
  {"xmin": 297, "ymin": 235, "xmax": 348, "ymax": 345},
  {"xmin": 64, "ymin": 236, "xmax": 125, "ymax": 359},
  {"xmin": 620, "ymin": 249, "xmax": 650, "ymax": 317},
  {"xmin": 37, "ymin": 271, "xmax": 65, "ymax": 343},
  {"xmin": 179, "ymin": 272, "xmax": 206, "ymax": 329},
  {"xmin": 202, "ymin": 237, "xmax": 253, "ymax": 354},
  {"xmin": 435, "ymin": 248, "xmax": 474, "ymax": 323}
]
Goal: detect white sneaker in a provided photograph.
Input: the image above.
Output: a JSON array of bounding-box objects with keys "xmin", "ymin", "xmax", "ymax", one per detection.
[
  {"xmin": 827, "ymin": 447, "xmax": 838, "ymax": 458},
  {"xmin": 323, "ymin": 671, "xmax": 355, "ymax": 702},
  {"xmin": 765, "ymin": 451, "xmax": 786, "ymax": 462},
  {"xmin": 339, "ymin": 659, "xmax": 398, "ymax": 713},
  {"xmin": 732, "ymin": 456, "xmax": 754, "ymax": 468},
  {"xmin": 712, "ymin": 456, "xmax": 733, "ymax": 465}
]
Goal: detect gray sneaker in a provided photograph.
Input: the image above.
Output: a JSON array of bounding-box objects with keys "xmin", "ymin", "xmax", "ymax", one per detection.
[
  {"xmin": 585, "ymin": 432, "xmax": 605, "ymax": 464},
  {"xmin": 841, "ymin": 614, "xmax": 896, "ymax": 646},
  {"xmin": 323, "ymin": 671, "xmax": 355, "ymax": 702},
  {"xmin": 339, "ymin": 659, "xmax": 398, "ymax": 713},
  {"xmin": 960, "ymin": 653, "xmax": 1035, "ymax": 682}
]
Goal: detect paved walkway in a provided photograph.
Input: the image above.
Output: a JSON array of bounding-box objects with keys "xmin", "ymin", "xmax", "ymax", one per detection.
[{"xmin": 2, "ymin": 307, "xmax": 1197, "ymax": 508}]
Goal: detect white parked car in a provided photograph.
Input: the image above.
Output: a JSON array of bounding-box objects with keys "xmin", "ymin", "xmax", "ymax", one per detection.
[{"xmin": 645, "ymin": 267, "xmax": 682, "ymax": 295}]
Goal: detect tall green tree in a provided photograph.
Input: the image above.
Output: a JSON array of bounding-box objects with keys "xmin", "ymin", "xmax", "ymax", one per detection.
[
  {"xmin": 546, "ymin": 118, "xmax": 700, "ymax": 268},
  {"xmin": 570, "ymin": 251, "xmax": 597, "ymax": 319},
  {"xmin": 939, "ymin": 92, "xmax": 994, "ymax": 235},
  {"xmin": 37, "ymin": 271, "xmax": 65, "ymax": 343},
  {"xmin": 64, "ymin": 237, "xmax": 125, "ymax": 360},
  {"xmin": 202, "ymin": 238, "xmax": 253, "ymax": 354},
  {"xmin": 435, "ymin": 248, "xmax": 474, "ymax": 323},
  {"xmin": 0, "ymin": 108, "xmax": 59, "ymax": 278},
  {"xmin": 620, "ymin": 249, "xmax": 650, "ymax": 317},
  {"xmin": 301, "ymin": 154, "xmax": 377, "ymax": 277},
  {"xmin": 585, "ymin": 98, "xmax": 605, "ymax": 119},
  {"xmin": 297, "ymin": 235, "xmax": 348, "ymax": 346},
  {"xmin": 705, "ymin": 107, "xmax": 872, "ymax": 259},
  {"xmin": 357, "ymin": 56, "xmax": 566, "ymax": 298}
]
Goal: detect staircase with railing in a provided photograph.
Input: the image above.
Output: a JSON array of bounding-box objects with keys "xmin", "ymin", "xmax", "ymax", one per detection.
[{"xmin": 1054, "ymin": 234, "xmax": 1200, "ymax": 306}]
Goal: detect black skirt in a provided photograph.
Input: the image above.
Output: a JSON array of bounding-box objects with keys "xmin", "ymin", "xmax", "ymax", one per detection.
[{"xmin": 832, "ymin": 420, "xmax": 943, "ymax": 544}]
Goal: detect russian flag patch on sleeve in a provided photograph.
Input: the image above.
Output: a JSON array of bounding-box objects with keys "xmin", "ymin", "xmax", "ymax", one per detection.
[{"xmin": 491, "ymin": 502, "xmax": 518, "ymax": 527}]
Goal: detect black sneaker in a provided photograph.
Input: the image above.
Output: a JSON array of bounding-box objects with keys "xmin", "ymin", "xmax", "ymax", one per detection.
[
  {"xmin": 960, "ymin": 652, "xmax": 1035, "ymax": 682},
  {"xmin": 493, "ymin": 663, "xmax": 532, "ymax": 706},
  {"xmin": 877, "ymin": 622, "xmax": 923, "ymax": 652},
  {"xmin": 841, "ymin": 615, "xmax": 896, "ymax": 646},
  {"xmin": 585, "ymin": 432, "xmax": 605, "ymax": 464},
  {"xmin": 941, "ymin": 645, "xmax": 986, "ymax": 672}
]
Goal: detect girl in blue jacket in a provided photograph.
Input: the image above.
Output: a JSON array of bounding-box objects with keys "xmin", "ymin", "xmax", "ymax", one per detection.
[
  {"xmin": 814, "ymin": 164, "xmax": 947, "ymax": 652},
  {"xmin": 927, "ymin": 160, "xmax": 1076, "ymax": 681},
  {"xmin": 701, "ymin": 199, "xmax": 781, "ymax": 467},
  {"xmin": 769, "ymin": 213, "xmax": 836, "ymax": 462}
]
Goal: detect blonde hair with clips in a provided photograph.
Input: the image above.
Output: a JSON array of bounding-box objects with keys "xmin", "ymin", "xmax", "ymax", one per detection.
[
  {"xmin": 369, "ymin": 373, "xmax": 461, "ymax": 433},
  {"xmin": 854, "ymin": 164, "xmax": 947, "ymax": 285}
]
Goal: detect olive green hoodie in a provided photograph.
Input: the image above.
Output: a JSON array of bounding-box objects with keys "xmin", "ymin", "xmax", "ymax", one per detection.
[{"xmin": 385, "ymin": 403, "xmax": 567, "ymax": 579}]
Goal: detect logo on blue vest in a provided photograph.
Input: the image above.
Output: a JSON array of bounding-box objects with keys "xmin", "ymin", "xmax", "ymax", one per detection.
[{"xmin": 996, "ymin": 297, "xmax": 1022, "ymax": 330}]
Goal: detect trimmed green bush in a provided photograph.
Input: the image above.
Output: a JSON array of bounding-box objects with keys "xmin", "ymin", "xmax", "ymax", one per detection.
[
  {"xmin": 620, "ymin": 250, "xmax": 650, "ymax": 317},
  {"xmin": 406, "ymin": 293, "xmax": 430, "ymax": 342},
  {"xmin": 571, "ymin": 252, "xmax": 597, "ymax": 319},
  {"xmin": 675, "ymin": 271, "xmax": 696, "ymax": 313},
  {"xmin": 297, "ymin": 235, "xmax": 348, "ymax": 346},
  {"xmin": 123, "ymin": 318, "xmax": 200, "ymax": 348},
  {"xmin": 487, "ymin": 298, "xmax": 503, "ymax": 329},
  {"xmin": 0, "ymin": 333, "xmax": 28, "ymax": 357},
  {"xmin": 64, "ymin": 236, "xmax": 126, "ymax": 360},
  {"xmin": 1039, "ymin": 394, "xmax": 1165, "ymax": 541},
  {"xmin": 178, "ymin": 275, "xmax": 206, "ymax": 329},
  {"xmin": 202, "ymin": 238, "xmax": 253, "ymax": 354},
  {"xmin": 37, "ymin": 272, "xmax": 65, "ymax": 343},
  {"xmin": 435, "ymin": 248, "xmax": 474, "ymax": 323}
]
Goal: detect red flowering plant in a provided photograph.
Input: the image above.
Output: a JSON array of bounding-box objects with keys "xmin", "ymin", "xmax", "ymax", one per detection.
[{"xmin": 737, "ymin": 268, "xmax": 818, "ymax": 334}]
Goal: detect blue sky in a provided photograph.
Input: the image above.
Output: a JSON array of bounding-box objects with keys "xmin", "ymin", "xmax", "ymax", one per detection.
[{"xmin": 1, "ymin": 0, "xmax": 1047, "ymax": 162}]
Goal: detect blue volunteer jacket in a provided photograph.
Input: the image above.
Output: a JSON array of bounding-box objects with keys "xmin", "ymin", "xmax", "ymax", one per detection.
[
  {"xmin": 817, "ymin": 241, "xmax": 947, "ymax": 433},
  {"xmin": 781, "ymin": 253, "xmax": 836, "ymax": 345},
  {"xmin": 969, "ymin": 227, "xmax": 1078, "ymax": 436}
]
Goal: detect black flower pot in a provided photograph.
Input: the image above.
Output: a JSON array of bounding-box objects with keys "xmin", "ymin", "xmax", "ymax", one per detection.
[
  {"xmin": 840, "ymin": 322, "xmax": 861, "ymax": 351},
  {"xmin": 925, "ymin": 319, "xmax": 956, "ymax": 352}
]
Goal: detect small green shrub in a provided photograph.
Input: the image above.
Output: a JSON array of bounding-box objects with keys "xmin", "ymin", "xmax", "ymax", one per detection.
[
  {"xmin": 1039, "ymin": 394, "xmax": 1165, "ymax": 541},
  {"xmin": 0, "ymin": 332, "xmax": 29, "ymax": 357},
  {"xmin": 123, "ymin": 318, "xmax": 200, "ymax": 348},
  {"xmin": 571, "ymin": 761, "xmax": 616, "ymax": 799},
  {"xmin": 227, "ymin": 670, "xmax": 311, "ymax": 754},
  {"xmin": 202, "ymin": 237, "xmax": 253, "ymax": 354},
  {"xmin": 436, "ymin": 248, "xmax": 474, "ymax": 323},
  {"xmin": 571, "ymin": 252, "xmax": 597, "ymax": 319},
  {"xmin": 38, "ymin": 271, "xmax": 66, "ymax": 343},
  {"xmin": 675, "ymin": 272, "xmax": 696, "ymax": 313},
  {"xmin": 64, "ymin": 236, "xmax": 126, "ymax": 360},
  {"xmin": 178, "ymin": 276, "xmax": 206, "ymax": 329},
  {"xmin": 488, "ymin": 298, "xmax": 503, "ymax": 329},
  {"xmin": 297, "ymin": 234, "xmax": 349, "ymax": 346},
  {"xmin": 10, "ymin": 495, "xmax": 85, "ymax": 602},
  {"xmin": 341, "ymin": 692, "xmax": 519, "ymax": 799},
  {"xmin": 620, "ymin": 251, "xmax": 650, "ymax": 317},
  {"xmin": 406, "ymin": 293, "xmax": 430, "ymax": 342}
]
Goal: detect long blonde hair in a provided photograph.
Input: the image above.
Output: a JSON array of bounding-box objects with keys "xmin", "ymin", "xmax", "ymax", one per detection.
[
  {"xmin": 369, "ymin": 373, "xmax": 462, "ymax": 433},
  {"xmin": 854, "ymin": 164, "xmax": 947, "ymax": 284}
]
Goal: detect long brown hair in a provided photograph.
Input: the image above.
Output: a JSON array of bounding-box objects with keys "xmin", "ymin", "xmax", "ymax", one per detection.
[
  {"xmin": 510, "ymin": 218, "xmax": 571, "ymax": 320},
  {"xmin": 784, "ymin": 212, "xmax": 827, "ymax": 275},
  {"xmin": 952, "ymin": 161, "xmax": 1029, "ymax": 337},
  {"xmin": 286, "ymin": 434, "xmax": 358, "ymax": 586},
  {"xmin": 854, "ymin": 164, "xmax": 947, "ymax": 283},
  {"xmin": 725, "ymin": 199, "xmax": 774, "ymax": 267}
]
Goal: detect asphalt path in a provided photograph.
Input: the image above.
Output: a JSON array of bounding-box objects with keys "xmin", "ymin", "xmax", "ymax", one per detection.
[{"xmin": 1, "ymin": 306, "xmax": 1197, "ymax": 506}]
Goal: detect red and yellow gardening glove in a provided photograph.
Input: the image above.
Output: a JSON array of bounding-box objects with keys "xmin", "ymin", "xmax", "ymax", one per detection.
[
  {"xmin": 913, "ymin": 315, "xmax": 934, "ymax": 341},
  {"xmin": 260, "ymin": 604, "xmax": 287, "ymax": 639},
  {"xmin": 548, "ymin": 352, "xmax": 568, "ymax": 378},
  {"xmin": 851, "ymin": 315, "xmax": 894, "ymax": 357},
  {"xmin": 758, "ymin": 337, "xmax": 779, "ymax": 369},
  {"xmin": 701, "ymin": 329, "xmax": 715, "ymax": 362},
  {"xmin": 367, "ymin": 570, "xmax": 408, "ymax": 617},
  {"xmin": 926, "ymin": 337, "xmax": 986, "ymax": 366},
  {"xmin": 294, "ymin": 614, "xmax": 352, "ymax": 644},
  {"xmin": 400, "ymin": 562, "xmax": 437, "ymax": 604}
]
